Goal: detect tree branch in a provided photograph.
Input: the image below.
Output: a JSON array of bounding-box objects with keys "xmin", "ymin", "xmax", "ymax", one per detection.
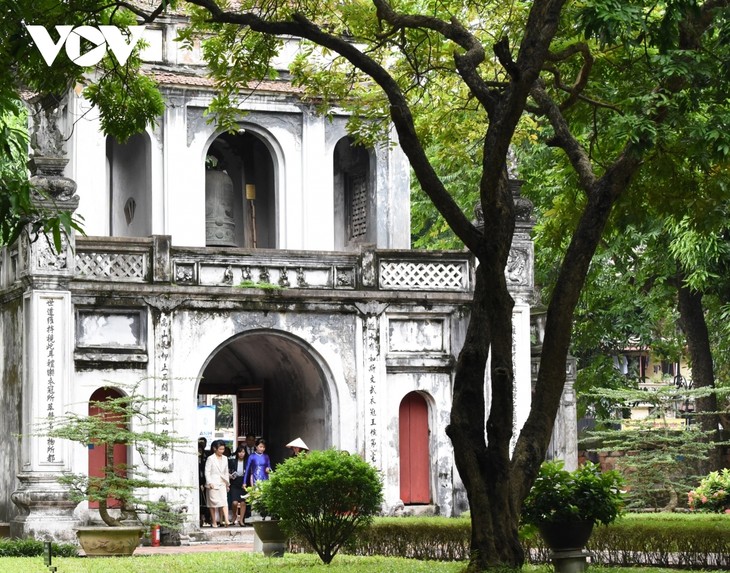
[
  {"xmin": 545, "ymin": 42, "xmax": 593, "ymax": 110},
  {"xmin": 530, "ymin": 82, "xmax": 597, "ymax": 192}
]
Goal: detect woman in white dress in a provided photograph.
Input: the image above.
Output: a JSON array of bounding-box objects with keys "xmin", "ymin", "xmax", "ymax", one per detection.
[{"xmin": 204, "ymin": 440, "xmax": 231, "ymax": 527}]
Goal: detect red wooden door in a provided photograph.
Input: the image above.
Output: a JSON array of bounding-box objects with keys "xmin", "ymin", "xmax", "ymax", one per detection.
[
  {"xmin": 399, "ymin": 392, "xmax": 430, "ymax": 504},
  {"xmin": 88, "ymin": 388, "xmax": 127, "ymax": 509}
]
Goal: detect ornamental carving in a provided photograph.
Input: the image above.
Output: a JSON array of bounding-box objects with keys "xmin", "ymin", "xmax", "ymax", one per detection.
[{"xmin": 506, "ymin": 249, "xmax": 528, "ymax": 285}]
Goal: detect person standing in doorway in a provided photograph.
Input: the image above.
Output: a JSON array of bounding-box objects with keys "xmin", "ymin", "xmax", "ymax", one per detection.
[
  {"xmin": 228, "ymin": 445, "xmax": 248, "ymax": 526},
  {"xmin": 243, "ymin": 433, "xmax": 257, "ymax": 456},
  {"xmin": 205, "ymin": 440, "xmax": 231, "ymax": 527},
  {"xmin": 243, "ymin": 438, "xmax": 272, "ymax": 488},
  {"xmin": 285, "ymin": 437, "xmax": 309, "ymax": 458},
  {"xmin": 198, "ymin": 437, "xmax": 212, "ymax": 526}
]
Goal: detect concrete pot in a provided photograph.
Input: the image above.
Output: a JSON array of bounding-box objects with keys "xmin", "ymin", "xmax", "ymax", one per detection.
[
  {"xmin": 538, "ymin": 520, "xmax": 594, "ymax": 551},
  {"xmin": 251, "ymin": 518, "xmax": 287, "ymax": 557},
  {"xmin": 76, "ymin": 526, "xmax": 144, "ymax": 557}
]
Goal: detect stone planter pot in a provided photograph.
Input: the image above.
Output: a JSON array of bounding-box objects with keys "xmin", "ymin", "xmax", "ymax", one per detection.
[
  {"xmin": 251, "ymin": 518, "xmax": 288, "ymax": 557},
  {"xmin": 76, "ymin": 526, "xmax": 144, "ymax": 557},
  {"xmin": 538, "ymin": 520, "xmax": 594, "ymax": 552},
  {"xmin": 538, "ymin": 521, "xmax": 594, "ymax": 573}
]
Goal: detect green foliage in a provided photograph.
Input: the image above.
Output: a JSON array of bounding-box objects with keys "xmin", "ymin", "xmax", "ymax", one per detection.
[
  {"xmin": 0, "ymin": 538, "xmax": 78, "ymax": 557},
  {"xmin": 0, "ymin": 105, "xmax": 84, "ymax": 248},
  {"xmin": 85, "ymin": 72, "xmax": 164, "ymax": 144},
  {"xmin": 335, "ymin": 516, "xmax": 471, "ymax": 561},
  {"xmin": 585, "ymin": 385, "xmax": 729, "ymax": 510},
  {"xmin": 586, "ymin": 513, "xmax": 730, "ymax": 568},
  {"xmin": 212, "ymin": 396, "xmax": 234, "ymax": 429},
  {"xmin": 237, "ymin": 280, "xmax": 282, "ymax": 290},
  {"xmin": 518, "ymin": 0, "xmax": 730, "ymax": 437},
  {"xmin": 522, "ymin": 461, "xmax": 624, "ymax": 526},
  {"xmin": 523, "ymin": 512, "xmax": 730, "ymax": 567},
  {"xmin": 258, "ymin": 448, "xmax": 383, "ymax": 564},
  {"xmin": 0, "ymin": 1, "xmax": 164, "ymax": 246},
  {"xmin": 689, "ymin": 469, "xmax": 730, "ymax": 513},
  {"xmin": 35, "ymin": 380, "xmax": 188, "ymax": 528}
]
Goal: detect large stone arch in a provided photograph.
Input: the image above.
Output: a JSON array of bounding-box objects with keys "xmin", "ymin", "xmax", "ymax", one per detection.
[{"xmin": 194, "ymin": 329, "xmax": 338, "ymax": 466}]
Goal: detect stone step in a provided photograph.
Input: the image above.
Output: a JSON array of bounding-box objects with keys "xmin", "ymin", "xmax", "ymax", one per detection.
[{"xmin": 185, "ymin": 525, "xmax": 255, "ymax": 545}]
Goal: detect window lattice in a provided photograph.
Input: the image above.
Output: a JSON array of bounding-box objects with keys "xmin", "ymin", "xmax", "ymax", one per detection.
[
  {"xmin": 75, "ymin": 252, "xmax": 147, "ymax": 282},
  {"xmin": 349, "ymin": 175, "xmax": 368, "ymax": 240},
  {"xmin": 238, "ymin": 401, "xmax": 263, "ymax": 437},
  {"xmin": 379, "ymin": 261, "xmax": 466, "ymax": 291}
]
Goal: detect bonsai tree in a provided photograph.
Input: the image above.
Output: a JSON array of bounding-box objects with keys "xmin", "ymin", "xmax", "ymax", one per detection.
[
  {"xmin": 522, "ymin": 461, "xmax": 624, "ymax": 527},
  {"xmin": 37, "ymin": 382, "xmax": 186, "ymax": 528},
  {"xmin": 255, "ymin": 448, "xmax": 383, "ymax": 564}
]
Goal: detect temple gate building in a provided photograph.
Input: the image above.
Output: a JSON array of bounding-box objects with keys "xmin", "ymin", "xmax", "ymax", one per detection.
[{"xmin": 0, "ymin": 15, "xmax": 577, "ymax": 541}]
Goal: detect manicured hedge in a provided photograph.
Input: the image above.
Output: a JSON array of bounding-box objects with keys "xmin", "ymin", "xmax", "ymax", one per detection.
[
  {"xmin": 345, "ymin": 517, "xmax": 471, "ymax": 560},
  {"xmin": 294, "ymin": 514, "xmax": 730, "ymax": 568},
  {"xmin": 291, "ymin": 517, "xmax": 471, "ymax": 560},
  {"xmin": 0, "ymin": 538, "xmax": 78, "ymax": 557}
]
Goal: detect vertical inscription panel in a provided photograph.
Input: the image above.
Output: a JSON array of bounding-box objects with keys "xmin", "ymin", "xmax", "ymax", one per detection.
[{"xmin": 27, "ymin": 290, "xmax": 71, "ymax": 470}]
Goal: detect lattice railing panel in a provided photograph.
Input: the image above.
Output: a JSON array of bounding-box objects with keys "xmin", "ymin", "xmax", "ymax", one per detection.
[
  {"xmin": 76, "ymin": 252, "xmax": 148, "ymax": 282},
  {"xmin": 379, "ymin": 260, "xmax": 467, "ymax": 291}
]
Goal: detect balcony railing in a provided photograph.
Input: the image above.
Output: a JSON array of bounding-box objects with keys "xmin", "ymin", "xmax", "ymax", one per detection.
[{"xmin": 68, "ymin": 236, "xmax": 474, "ymax": 293}]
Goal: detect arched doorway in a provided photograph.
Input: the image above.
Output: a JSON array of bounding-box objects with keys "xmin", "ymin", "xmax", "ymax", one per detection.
[
  {"xmin": 205, "ymin": 130, "xmax": 276, "ymax": 248},
  {"xmin": 196, "ymin": 331, "xmax": 333, "ymax": 466},
  {"xmin": 88, "ymin": 387, "xmax": 128, "ymax": 509},
  {"xmin": 106, "ymin": 132, "xmax": 152, "ymax": 237},
  {"xmin": 399, "ymin": 392, "xmax": 431, "ymax": 504}
]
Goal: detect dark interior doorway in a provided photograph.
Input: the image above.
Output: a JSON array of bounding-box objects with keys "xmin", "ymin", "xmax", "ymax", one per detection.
[{"xmin": 197, "ymin": 331, "xmax": 331, "ymax": 467}]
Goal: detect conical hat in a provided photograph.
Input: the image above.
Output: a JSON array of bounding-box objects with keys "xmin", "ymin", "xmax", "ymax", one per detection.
[{"xmin": 285, "ymin": 437, "xmax": 309, "ymax": 450}]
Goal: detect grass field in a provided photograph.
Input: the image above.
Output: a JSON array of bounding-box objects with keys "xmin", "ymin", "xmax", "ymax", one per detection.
[{"xmin": 1, "ymin": 552, "xmax": 729, "ymax": 573}]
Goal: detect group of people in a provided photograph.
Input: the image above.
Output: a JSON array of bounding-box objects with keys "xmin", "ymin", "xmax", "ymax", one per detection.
[{"xmin": 197, "ymin": 434, "xmax": 309, "ymax": 527}]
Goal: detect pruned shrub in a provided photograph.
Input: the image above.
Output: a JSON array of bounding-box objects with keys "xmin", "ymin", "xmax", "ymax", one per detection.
[
  {"xmin": 259, "ymin": 448, "xmax": 382, "ymax": 564},
  {"xmin": 342, "ymin": 517, "xmax": 471, "ymax": 560},
  {"xmin": 0, "ymin": 538, "xmax": 78, "ymax": 557}
]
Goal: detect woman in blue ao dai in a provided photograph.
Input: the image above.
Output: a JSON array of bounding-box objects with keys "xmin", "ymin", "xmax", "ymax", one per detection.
[{"xmin": 244, "ymin": 438, "xmax": 272, "ymax": 487}]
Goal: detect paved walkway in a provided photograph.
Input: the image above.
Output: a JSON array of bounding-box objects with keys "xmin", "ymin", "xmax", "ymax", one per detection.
[
  {"xmin": 133, "ymin": 525, "xmax": 256, "ymax": 555},
  {"xmin": 135, "ymin": 542, "xmax": 253, "ymax": 554}
]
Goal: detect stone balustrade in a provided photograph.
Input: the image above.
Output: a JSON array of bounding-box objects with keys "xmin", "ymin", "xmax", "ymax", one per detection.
[{"xmin": 65, "ymin": 236, "xmax": 475, "ymax": 293}]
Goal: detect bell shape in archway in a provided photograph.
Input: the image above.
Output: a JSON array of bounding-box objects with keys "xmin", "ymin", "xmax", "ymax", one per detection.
[{"xmin": 205, "ymin": 169, "xmax": 236, "ymax": 246}]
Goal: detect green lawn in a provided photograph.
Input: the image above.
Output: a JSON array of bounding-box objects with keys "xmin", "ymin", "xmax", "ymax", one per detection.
[
  {"xmin": 0, "ymin": 552, "xmax": 728, "ymax": 573},
  {"xmin": 1, "ymin": 553, "xmax": 459, "ymax": 573}
]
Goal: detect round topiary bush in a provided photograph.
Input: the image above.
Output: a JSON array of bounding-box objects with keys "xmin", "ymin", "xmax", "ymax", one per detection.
[{"xmin": 257, "ymin": 448, "xmax": 383, "ymax": 564}]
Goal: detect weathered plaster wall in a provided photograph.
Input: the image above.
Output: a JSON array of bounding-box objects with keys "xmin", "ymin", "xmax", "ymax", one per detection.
[{"xmin": 0, "ymin": 298, "xmax": 23, "ymax": 523}]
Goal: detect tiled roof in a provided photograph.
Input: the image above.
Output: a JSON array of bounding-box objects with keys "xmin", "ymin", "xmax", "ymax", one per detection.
[{"xmin": 148, "ymin": 70, "xmax": 303, "ymax": 95}]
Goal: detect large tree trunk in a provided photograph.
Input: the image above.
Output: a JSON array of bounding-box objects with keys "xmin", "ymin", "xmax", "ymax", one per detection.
[
  {"xmin": 447, "ymin": 263, "xmax": 523, "ymax": 570},
  {"xmin": 677, "ymin": 279, "xmax": 722, "ymax": 473}
]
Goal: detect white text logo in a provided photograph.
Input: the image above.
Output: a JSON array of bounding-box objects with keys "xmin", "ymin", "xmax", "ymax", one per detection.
[{"xmin": 25, "ymin": 25, "xmax": 145, "ymax": 67}]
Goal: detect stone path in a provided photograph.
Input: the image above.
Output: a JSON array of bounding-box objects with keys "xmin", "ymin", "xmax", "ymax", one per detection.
[
  {"xmin": 135, "ymin": 542, "xmax": 253, "ymax": 554},
  {"xmin": 134, "ymin": 525, "xmax": 255, "ymax": 555}
]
